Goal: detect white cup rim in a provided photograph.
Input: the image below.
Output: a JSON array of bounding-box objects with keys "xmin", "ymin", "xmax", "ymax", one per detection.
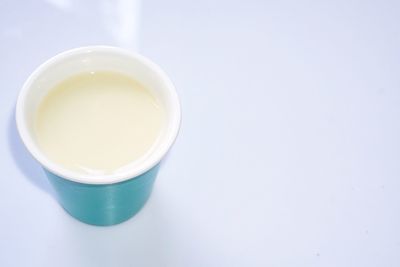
[{"xmin": 16, "ymin": 46, "xmax": 181, "ymax": 185}]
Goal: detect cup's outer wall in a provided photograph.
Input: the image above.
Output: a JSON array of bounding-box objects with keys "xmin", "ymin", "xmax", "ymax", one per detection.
[{"xmin": 45, "ymin": 164, "xmax": 160, "ymax": 226}]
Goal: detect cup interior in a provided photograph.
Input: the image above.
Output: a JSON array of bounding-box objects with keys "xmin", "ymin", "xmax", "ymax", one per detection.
[{"xmin": 16, "ymin": 46, "xmax": 181, "ymax": 184}]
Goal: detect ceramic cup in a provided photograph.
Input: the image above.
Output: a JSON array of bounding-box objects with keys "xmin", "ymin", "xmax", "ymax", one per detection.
[{"xmin": 16, "ymin": 46, "xmax": 181, "ymax": 226}]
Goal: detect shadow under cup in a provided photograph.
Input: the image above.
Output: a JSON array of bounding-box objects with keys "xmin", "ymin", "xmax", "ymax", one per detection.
[{"xmin": 16, "ymin": 46, "xmax": 181, "ymax": 226}]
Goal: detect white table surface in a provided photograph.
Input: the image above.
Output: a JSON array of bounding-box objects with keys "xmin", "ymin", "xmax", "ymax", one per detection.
[{"xmin": 1, "ymin": 0, "xmax": 400, "ymax": 266}]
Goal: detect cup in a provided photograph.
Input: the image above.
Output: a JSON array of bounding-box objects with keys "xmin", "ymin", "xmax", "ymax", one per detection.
[{"xmin": 16, "ymin": 46, "xmax": 181, "ymax": 226}]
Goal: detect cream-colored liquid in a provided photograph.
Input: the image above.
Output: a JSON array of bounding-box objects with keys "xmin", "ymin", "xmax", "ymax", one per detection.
[{"xmin": 34, "ymin": 71, "xmax": 165, "ymax": 175}]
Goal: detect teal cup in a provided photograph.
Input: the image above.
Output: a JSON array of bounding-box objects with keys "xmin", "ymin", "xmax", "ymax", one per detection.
[{"xmin": 16, "ymin": 46, "xmax": 181, "ymax": 226}]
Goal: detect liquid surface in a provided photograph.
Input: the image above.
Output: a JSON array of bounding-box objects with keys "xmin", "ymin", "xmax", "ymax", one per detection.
[{"xmin": 35, "ymin": 71, "xmax": 165, "ymax": 175}]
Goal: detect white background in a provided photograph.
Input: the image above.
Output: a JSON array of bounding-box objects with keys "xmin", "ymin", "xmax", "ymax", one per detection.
[{"xmin": 1, "ymin": 0, "xmax": 400, "ymax": 266}]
